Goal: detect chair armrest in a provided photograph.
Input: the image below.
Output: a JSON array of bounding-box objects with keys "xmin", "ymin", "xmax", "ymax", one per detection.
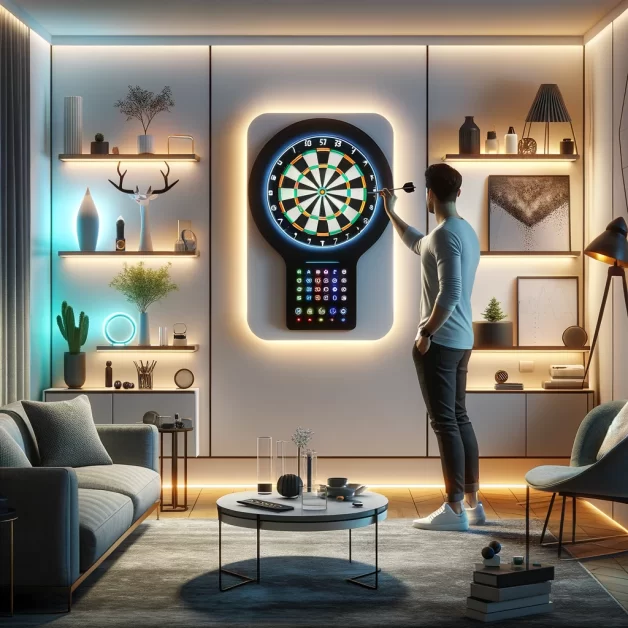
[
  {"xmin": 97, "ymin": 424, "xmax": 159, "ymax": 472},
  {"xmin": 0, "ymin": 467, "xmax": 79, "ymax": 587}
]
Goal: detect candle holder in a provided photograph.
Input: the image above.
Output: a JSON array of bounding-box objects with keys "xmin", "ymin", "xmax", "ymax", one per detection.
[{"xmin": 257, "ymin": 436, "xmax": 273, "ymax": 495}]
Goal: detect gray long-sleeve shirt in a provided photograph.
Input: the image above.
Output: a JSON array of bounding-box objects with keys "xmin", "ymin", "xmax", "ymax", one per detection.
[{"xmin": 402, "ymin": 217, "xmax": 480, "ymax": 350}]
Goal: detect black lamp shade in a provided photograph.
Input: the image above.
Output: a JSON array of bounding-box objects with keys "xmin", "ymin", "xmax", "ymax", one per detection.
[
  {"xmin": 525, "ymin": 84, "xmax": 572, "ymax": 123},
  {"xmin": 584, "ymin": 217, "xmax": 628, "ymax": 267}
]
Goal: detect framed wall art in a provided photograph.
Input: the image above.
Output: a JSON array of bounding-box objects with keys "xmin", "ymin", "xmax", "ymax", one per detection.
[
  {"xmin": 488, "ymin": 175, "xmax": 571, "ymax": 252},
  {"xmin": 516, "ymin": 276, "xmax": 579, "ymax": 346}
]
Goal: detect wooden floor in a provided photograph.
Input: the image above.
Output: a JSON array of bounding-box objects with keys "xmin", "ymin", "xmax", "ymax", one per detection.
[{"xmin": 157, "ymin": 486, "xmax": 628, "ymax": 612}]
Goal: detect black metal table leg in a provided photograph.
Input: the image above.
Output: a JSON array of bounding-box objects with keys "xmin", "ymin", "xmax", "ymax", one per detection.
[
  {"xmin": 172, "ymin": 431, "xmax": 178, "ymax": 509},
  {"xmin": 558, "ymin": 495, "xmax": 567, "ymax": 558},
  {"xmin": 572, "ymin": 497, "xmax": 577, "ymax": 544},
  {"xmin": 526, "ymin": 486, "xmax": 530, "ymax": 568},
  {"xmin": 219, "ymin": 512, "xmax": 260, "ymax": 592},
  {"xmin": 159, "ymin": 432, "xmax": 164, "ymax": 510},
  {"xmin": 347, "ymin": 512, "xmax": 381, "ymax": 590},
  {"xmin": 349, "ymin": 529, "xmax": 352, "ymax": 563},
  {"xmin": 540, "ymin": 493, "xmax": 556, "ymax": 545}
]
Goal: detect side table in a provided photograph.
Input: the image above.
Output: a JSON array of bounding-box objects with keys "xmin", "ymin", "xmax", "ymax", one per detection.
[
  {"xmin": 0, "ymin": 509, "xmax": 17, "ymax": 616},
  {"xmin": 159, "ymin": 427, "xmax": 193, "ymax": 512}
]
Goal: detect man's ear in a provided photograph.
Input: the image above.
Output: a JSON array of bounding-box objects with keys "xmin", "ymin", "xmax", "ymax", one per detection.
[{"xmin": 457, "ymin": 188, "xmax": 461, "ymax": 198}]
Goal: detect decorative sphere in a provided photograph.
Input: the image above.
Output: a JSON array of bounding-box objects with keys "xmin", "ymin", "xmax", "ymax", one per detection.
[
  {"xmin": 518, "ymin": 137, "xmax": 537, "ymax": 155},
  {"xmin": 481, "ymin": 546, "xmax": 495, "ymax": 559},
  {"xmin": 488, "ymin": 540, "xmax": 502, "ymax": 554},
  {"xmin": 276, "ymin": 474, "xmax": 303, "ymax": 498},
  {"xmin": 114, "ymin": 380, "xmax": 122, "ymax": 389},
  {"xmin": 495, "ymin": 370, "xmax": 509, "ymax": 384},
  {"xmin": 106, "ymin": 361, "xmax": 112, "ymax": 367},
  {"xmin": 129, "ymin": 382, "xmax": 135, "ymax": 389},
  {"xmin": 122, "ymin": 381, "xmax": 132, "ymax": 389}
]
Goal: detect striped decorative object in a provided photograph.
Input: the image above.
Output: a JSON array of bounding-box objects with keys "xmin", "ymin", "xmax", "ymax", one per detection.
[{"xmin": 64, "ymin": 96, "xmax": 83, "ymax": 154}]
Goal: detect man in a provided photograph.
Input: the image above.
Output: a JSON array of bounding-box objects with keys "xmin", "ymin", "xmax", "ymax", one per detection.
[{"xmin": 381, "ymin": 163, "xmax": 483, "ymax": 531}]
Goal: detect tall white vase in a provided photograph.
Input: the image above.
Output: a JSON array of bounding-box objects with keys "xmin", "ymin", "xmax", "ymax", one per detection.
[
  {"xmin": 64, "ymin": 96, "xmax": 83, "ymax": 154},
  {"xmin": 138, "ymin": 205, "xmax": 153, "ymax": 252},
  {"xmin": 77, "ymin": 187, "xmax": 99, "ymax": 251},
  {"xmin": 138, "ymin": 311, "xmax": 150, "ymax": 346},
  {"xmin": 137, "ymin": 134, "xmax": 155, "ymax": 154}
]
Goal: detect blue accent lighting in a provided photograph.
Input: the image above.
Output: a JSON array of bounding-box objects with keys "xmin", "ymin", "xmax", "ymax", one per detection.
[{"xmin": 103, "ymin": 312, "xmax": 137, "ymax": 346}]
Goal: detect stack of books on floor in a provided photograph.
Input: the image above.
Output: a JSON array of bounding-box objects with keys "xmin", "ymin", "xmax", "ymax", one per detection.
[
  {"xmin": 494, "ymin": 382, "xmax": 523, "ymax": 391},
  {"xmin": 542, "ymin": 364, "xmax": 588, "ymax": 389},
  {"xmin": 466, "ymin": 563, "xmax": 555, "ymax": 622}
]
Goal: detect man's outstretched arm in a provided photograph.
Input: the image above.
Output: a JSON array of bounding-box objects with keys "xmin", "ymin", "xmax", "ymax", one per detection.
[{"xmin": 380, "ymin": 190, "xmax": 424, "ymax": 255}]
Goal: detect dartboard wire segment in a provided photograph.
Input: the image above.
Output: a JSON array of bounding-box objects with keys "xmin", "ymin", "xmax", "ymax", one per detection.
[{"xmin": 268, "ymin": 136, "xmax": 378, "ymax": 248}]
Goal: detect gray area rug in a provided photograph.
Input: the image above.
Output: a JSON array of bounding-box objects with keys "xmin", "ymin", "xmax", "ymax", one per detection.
[{"xmin": 10, "ymin": 518, "xmax": 627, "ymax": 627}]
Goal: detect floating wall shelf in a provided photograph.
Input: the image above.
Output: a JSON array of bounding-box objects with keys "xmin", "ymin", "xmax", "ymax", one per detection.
[
  {"xmin": 58, "ymin": 154, "xmax": 200, "ymax": 162},
  {"xmin": 474, "ymin": 346, "xmax": 590, "ymax": 352},
  {"xmin": 58, "ymin": 251, "xmax": 199, "ymax": 258},
  {"xmin": 467, "ymin": 388, "xmax": 594, "ymax": 393},
  {"xmin": 96, "ymin": 345, "xmax": 199, "ymax": 353},
  {"xmin": 442, "ymin": 154, "xmax": 580, "ymax": 163},
  {"xmin": 481, "ymin": 251, "xmax": 580, "ymax": 258}
]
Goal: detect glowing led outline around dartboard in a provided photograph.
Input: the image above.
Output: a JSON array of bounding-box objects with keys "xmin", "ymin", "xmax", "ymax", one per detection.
[{"xmin": 263, "ymin": 134, "xmax": 380, "ymax": 251}]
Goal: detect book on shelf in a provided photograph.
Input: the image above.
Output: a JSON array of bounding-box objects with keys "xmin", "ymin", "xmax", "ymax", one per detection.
[
  {"xmin": 467, "ymin": 593, "xmax": 550, "ymax": 614},
  {"xmin": 494, "ymin": 383, "xmax": 524, "ymax": 391},
  {"xmin": 542, "ymin": 379, "xmax": 588, "ymax": 389},
  {"xmin": 550, "ymin": 364, "xmax": 585, "ymax": 378},
  {"xmin": 473, "ymin": 564, "xmax": 554, "ymax": 588},
  {"xmin": 465, "ymin": 602, "xmax": 553, "ymax": 623},
  {"xmin": 470, "ymin": 581, "xmax": 552, "ymax": 602}
]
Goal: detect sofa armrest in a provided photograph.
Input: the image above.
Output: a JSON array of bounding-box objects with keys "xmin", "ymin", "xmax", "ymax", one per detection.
[
  {"xmin": 97, "ymin": 424, "xmax": 159, "ymax": 472},
  {"xmin": 0, "ymin": 467, "xmax": 79, "ymax": 587}
]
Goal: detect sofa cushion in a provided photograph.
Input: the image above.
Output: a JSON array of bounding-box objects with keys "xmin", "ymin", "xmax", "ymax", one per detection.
[
  {"xmin": 597, "ymin": 401, "xmax": 628, "ymax": 460},
  {"xmin": 0, "ymin": 426, "xmax": 32, "ymax": 468},
  {"xmin": 526, "ymin": 464, "xmax": 593, "ymax": 489},
  {"xmin": 0, "ymin": 401, "xmax": 40, "ymax": 464},
  {"xmin": 21, "ymin": 395, "xmax": 112, "ymax": 468},
  {"xmin": 78, "ymin": 488, "xmax": 133, "ymax": 572},
  {"xmin": 75, "ymin": 464, "xmax": 160, "ymax": 521}
]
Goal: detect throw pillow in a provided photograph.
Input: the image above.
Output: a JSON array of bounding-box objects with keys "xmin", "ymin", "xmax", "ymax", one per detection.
[
  {"xmin": 0, "ymin": 426, "xmax": 32, "ymax": 468},
  {"xmin": 21, "ymin": 395, "xmax": 112, "ymax": 467},
  {"xmin": 597, "ymin": 401, "xmax": 628, "ymax": 460}
]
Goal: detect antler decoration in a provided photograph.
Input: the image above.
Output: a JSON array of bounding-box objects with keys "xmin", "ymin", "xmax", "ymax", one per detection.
[
  {"xmin": 152, "ymin": 162, "xmax": 179, "ymax": 195},
  {"xmin": 107, "ymin": 161, "xmax": 179, "ymax": 198},
  {"xmin": 108, "ymin": 162, "xmax": 135, "ymax": 194}
]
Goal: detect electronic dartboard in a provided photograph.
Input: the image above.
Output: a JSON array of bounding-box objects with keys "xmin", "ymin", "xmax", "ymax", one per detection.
[{"xmin": 248, "ymin": 118, "xmax": 393, "ymax": 330}]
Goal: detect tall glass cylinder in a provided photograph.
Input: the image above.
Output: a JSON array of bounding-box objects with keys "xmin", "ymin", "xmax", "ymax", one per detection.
[
  {"xmin": 276, "ymin": 440, "xmax": 287, "ymax": 482},
  {"xmin": 257, "ymin": 437, "xmax": 273, "ymax": 494},
  {"xmin": 301, "ymin": 450, "xmax": 317, "ymax": 492}
]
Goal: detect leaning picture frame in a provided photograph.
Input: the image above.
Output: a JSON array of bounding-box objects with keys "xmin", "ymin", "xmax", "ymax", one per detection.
[
  {"xmin": 516, "ymin": 276, "xmax": 579, "ymax": 347},
  {"xmin": 488, "ymin": 175, "xmax": 571, "ymax": 252}
]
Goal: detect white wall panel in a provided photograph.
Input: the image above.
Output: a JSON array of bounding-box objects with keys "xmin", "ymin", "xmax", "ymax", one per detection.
[{"xmin": 211, "ymin": 46, "xmax": 427, "ymax": 456}]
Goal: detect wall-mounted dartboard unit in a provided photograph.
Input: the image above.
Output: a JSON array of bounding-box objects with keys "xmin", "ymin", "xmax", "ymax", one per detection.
[{"xmin": 248, "ymin": 118, "xmax": 393, "ymax": 330}]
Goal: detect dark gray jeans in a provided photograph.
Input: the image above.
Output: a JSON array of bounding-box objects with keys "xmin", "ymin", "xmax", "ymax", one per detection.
[{"xmin": 412, "ymin": 341, "xmax": 480, "ymax": 503}]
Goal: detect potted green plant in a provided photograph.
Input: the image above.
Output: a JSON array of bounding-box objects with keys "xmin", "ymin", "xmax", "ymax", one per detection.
[
  {"xmin": 114, "ymin": 85, "xmax": 175, "ymax": 154},
  {"xmin": 57, "ymin": 301, "xmax": 89, "ymax": 388},
  {"xmin": 109, "ymin": 262, "xmax": 178, "ymax": 346},
  {"xmin": 90, "ymin": 133, "xmax": 109, "ymax": 155},
  {"xmin": 473, "ymin": 297, "xmax": 513, "ymax": 348}
]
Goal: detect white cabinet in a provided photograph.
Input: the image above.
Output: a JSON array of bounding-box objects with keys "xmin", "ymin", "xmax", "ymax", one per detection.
[
  {"xmin": 43, "ymin": 388, "xmax": 199, "ymax": 456},
  {"xmin": 428, "ymin": 393, "xmax": 526, "ymax": 457},
  {"xmin": 526, "ymin": 393, "xmax": 591, "ymax": 457}
]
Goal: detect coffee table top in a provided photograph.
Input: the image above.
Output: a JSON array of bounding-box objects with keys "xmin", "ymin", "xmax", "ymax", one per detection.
[{"xmin": 217, "ymin": 491, "xmax": 388, "ymax": 532}]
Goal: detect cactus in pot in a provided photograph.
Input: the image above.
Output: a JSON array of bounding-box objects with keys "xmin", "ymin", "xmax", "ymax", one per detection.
[
  {"xmin": 90, "ymin": 132, "xmax": 109, "ymax": 155},
  {"xmin": 57, "ymin": 301, "xmax": 90, "ymax": 388}
]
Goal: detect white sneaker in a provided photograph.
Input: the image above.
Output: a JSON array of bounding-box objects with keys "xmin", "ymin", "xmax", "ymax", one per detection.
[
  {"xmin": 412, "ymin": 503, "xmax": 469, "ymax": 531},
  {"xmin": 465, "ymin": 502, "xmax": 486, "ymax": 525}
]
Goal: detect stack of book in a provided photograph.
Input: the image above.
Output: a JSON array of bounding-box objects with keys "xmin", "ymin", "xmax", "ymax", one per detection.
[
  {"xmin": 542, "ymin": 364, "xmax": 588, "ymax": 389},
  {"xmin": 494, "ymin": 382, "xmax": 523, "ymax": 391},
  {"xmin": 466, "ymin": 563, "xmax": 555, "ymax": 622}
]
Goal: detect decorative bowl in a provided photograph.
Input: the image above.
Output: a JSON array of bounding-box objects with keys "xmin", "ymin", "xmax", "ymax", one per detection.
[
  {"xmin": 327, "ymin": 477, "xmax": 348, "ymax": 488},
  {"xmin": 327, "ymin": 486, "xmax": 356, "ymax": 500},
  {"xmin": 347, "ymin": 484, "xmax": 367, "ymax": 495}
]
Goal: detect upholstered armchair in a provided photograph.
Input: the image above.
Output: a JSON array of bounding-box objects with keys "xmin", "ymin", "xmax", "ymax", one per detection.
[{"xmin": 525, "ymin": 400, "xmax": 628, "ymax": 557}]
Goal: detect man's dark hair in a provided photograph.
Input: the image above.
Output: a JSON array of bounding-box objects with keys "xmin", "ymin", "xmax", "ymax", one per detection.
[{"xmin": 425, "ymin": 163, "xmax": 462, "ymax": 203}]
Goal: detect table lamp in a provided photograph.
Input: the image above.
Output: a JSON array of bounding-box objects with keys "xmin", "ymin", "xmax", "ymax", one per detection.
[{"xmin": 582, "ymin": 216, "xmax": 628, "ymax": 383}]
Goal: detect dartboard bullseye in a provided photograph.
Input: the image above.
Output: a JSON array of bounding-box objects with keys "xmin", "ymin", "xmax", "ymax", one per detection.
[{"xmin": 249, "ymin": 118, "xmax": 393, "ymax": 331}]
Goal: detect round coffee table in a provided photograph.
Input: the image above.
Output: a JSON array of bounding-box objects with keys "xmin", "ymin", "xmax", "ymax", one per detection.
[{"xmin": 217, "ymin": 491, "xmax": 388, "ymax": 591}]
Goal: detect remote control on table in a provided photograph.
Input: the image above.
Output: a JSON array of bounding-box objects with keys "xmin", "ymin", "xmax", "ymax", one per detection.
[{"xmin": 237, "ymin": 499, "xmax": 295, "ymax": 512}]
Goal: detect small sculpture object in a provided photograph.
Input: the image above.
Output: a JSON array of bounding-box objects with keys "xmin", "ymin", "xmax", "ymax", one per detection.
[
  {"xmin": 112, "ymin": 146, "xmax": 120, "ymax": 155},
  {"xmin": 495, "ymin": 370, "xmax": 509, "ymax": 384},
  {"xmin": 518, "ymin": 137, "xmax": 537, "ymax": 155},
  {"xmin": 105, "ymin": 361, "xmax": 113, "ymax": 387},
  {"xmin": 277, "ymin": 473, "xmax": 303, "ymax": 499},
  {"xmin": 114, "ymin": 380, "xmax": 122, "ymax": 389},
  {"xmin": 482, "ymin": 540, "xmax": 502, "ymax": 567},
  {"xmin": 134, "ymin": 360, "xmax": 156, "ymax": 389},
  {"xmin": 116, "ymin": 216, "xmax": 126, "ymax": 251}
]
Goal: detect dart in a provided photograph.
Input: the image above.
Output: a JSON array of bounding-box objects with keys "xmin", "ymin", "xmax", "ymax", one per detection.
[{"xmin": 370, "ymin": 182, "xmax": 416, "ymax": 195}]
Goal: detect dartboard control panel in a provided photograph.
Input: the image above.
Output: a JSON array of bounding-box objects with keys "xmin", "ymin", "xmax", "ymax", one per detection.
[{"xmin": 249, "ymin": 118, "xmax": 393, "ymax": 331}]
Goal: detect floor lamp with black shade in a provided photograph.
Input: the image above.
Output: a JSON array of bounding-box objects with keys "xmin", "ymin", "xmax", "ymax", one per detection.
[{"xmin": 582, "ymin": 216, "xmax": 628, "ymax": 384}]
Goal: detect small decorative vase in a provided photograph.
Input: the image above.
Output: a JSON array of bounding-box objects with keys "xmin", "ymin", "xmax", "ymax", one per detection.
[
  {"xmin": 139, "ymin": 311, "xmax": 150, "ymax": 346},
  {"xmin": 64, "ymin": 352, "xmax": 86, "ymax": 389},
  {"xmin": 560, "ymin": 138, "xmax": 575, "ymax": 155},
  {"xmin": 64, "ymin": 96, "xmax": 82, "ymax": 154},
  {"xmin": 77, "ymin": 188, "xmax": 99, "ymax": 251},
  {"xmin": 459, "ymin": 116, "xmax": 480, "ymax": 155},
  {"xmin": 277, "ymin": 474, "xmax": 303, "ymax": 498},
  {"xmin": 138, "ymin": 205, "xmax": 153, "ymax": 252},
  {"xmin": 137, "ymin": 134, "xmax": 155, "ymax": 154}
]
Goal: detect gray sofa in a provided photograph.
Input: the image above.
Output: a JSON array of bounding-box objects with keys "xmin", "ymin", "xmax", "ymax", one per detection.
[{"xmin": 0, "ymin": 400, "xmax": 161, "ymax": 610}]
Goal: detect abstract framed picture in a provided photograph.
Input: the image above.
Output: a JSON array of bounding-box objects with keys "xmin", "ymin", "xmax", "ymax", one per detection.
[
  {"xmin": 516, "ymin": 276, "xmax": 579, "ymax": 346},
  {"xmin": 488, "ymin": 175, "xmax": 571, "ymax": 252}
]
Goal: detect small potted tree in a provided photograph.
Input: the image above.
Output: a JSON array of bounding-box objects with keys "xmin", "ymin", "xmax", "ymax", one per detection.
[
  {"xmin": 57, "ymin": 301, "xmax": 89, "ymax": 388},
  {"xmin": 109, "ymin": 262, "xmax": 178, "ymax": 346},
  {"xmin": 114, "ymin": 85, "xmax": 175, "ymax": 154},
  {"xmin": 473, "ymin": 297, "xmax": 513, "ymax": 348}
]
